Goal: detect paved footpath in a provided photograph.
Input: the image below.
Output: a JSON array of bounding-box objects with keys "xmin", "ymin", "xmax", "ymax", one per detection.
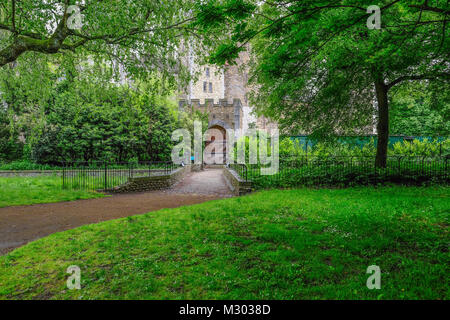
[
  {"xmin": 0, "ymin": 169, "xmax": 231, "ymax": 255},
  {"xmin": 170, "ymin": 168, "xmax": 232, "ymax": 195}
]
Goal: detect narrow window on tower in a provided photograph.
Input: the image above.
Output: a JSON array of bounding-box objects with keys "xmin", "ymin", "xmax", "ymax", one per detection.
[
  {"xmin": 206, "ymin": 67, "xmax": 210, "ymax": 78},
  {"xmin": 203, "ymin": 81, "xmax": 207, "ymax": 92},
  {"xmin": 209, "ymin": 82, "xmax": 213, "ymax": 93}
]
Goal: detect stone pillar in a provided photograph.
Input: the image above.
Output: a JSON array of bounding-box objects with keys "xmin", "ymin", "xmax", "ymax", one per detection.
[
  {"xmin": 178, "ymin": 99, "xmax": 187, "ymax": 112},
  {"xmin": 233, "ymin": 99, "xmax": 242, "ymax": 138}
]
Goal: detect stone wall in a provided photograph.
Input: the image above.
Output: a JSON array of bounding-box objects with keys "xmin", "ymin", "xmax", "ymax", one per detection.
[
  {"xmin": 189, "ymin": 65, "xmax": 225, "ymax": 103},
  {"xmin": 224, "ymin": 49, "xmax": 250, "ymax": 106},
  {"xmin": 223, "ymin": 167, "xmax": 253, "ymax": 196},
  {"xmin": 112, "ymin": 165, "xmax": 191, "ymax": 193}
]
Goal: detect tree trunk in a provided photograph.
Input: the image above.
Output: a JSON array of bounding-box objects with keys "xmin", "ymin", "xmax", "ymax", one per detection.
[{"xmin": 374, "ymin": 79, "xmax": 389, "ymax": 168}]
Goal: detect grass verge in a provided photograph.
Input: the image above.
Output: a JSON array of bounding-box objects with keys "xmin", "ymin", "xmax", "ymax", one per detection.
[
  {"xmin": 0, "ymin": 177, "xmax": 104, "ymax": 208},
  {"xmin": 0, "ymin": 186, "xmax": 448, "ymax": 299}
]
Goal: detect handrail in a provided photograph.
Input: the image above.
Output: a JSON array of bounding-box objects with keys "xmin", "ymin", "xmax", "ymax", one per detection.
[{"xmin": 228, "ymin": 163, "xmax": 248, "ymax": 181}]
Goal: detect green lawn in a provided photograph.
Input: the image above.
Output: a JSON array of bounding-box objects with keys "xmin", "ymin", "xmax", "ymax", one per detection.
[
  {"xmin": 0, "ymin": 177, "xmax": 105, "ymax": 208},
  {"xmin": 0, "ymin": 186, "xmax": 448, "ymax": 299}
]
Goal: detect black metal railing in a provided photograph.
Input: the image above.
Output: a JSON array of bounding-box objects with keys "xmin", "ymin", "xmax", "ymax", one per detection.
[
  {"xmin": 62, "ymin": 161, "xmax": 178, "ymax": 191},
  {"xmin": 228, "ymin": 156, "xmax": 449, "ymax": 188},
  {"xmin": 229, "ymin": 163, "xmax": 248, "ymax": 181}
]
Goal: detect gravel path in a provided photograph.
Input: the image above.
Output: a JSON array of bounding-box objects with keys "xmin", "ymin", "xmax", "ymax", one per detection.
[{"xmin": 0, "ymin": 169, "xmax": 231, "ymax": 255}]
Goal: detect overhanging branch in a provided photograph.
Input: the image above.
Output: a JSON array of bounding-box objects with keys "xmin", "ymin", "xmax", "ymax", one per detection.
[
  {"xmin": 387, "ymin": 73, "xmax": 450, "ymax": 89},
  {"xmin": 409, "ymin": 4, "xmax": 450, "ymax": 14},
  {"xmin": 0, "ymin": 2, "xmax": 194, "ymax": 67}
]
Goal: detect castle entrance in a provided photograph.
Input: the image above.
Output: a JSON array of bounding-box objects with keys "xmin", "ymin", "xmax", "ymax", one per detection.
[{"xmin": 204, "ymin": 125, "xmax": 227, "ymax": 164}]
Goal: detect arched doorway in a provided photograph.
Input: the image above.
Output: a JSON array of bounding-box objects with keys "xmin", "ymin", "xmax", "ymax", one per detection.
[{"xmin": 204, "ymin": 124, "xmax": 227, "ymax": 164}]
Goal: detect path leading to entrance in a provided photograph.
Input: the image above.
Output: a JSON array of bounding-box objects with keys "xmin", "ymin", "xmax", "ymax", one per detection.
[
  {"xmin": 0, "ymin": 169, "xmax": 231, "ymax": 255},
  {"xmin": 171, "ymin": 169, "xmax": 232, "ymax": 196}
]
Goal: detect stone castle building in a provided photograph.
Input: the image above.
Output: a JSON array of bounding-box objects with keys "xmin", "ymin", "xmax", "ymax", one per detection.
[
  {"xmin": 177, "ymin": 45, "xmax": 278, "ymax": 163},
  {"xmin": 178, "ymin": 47, "xmax": 276, "ymax": 137}
]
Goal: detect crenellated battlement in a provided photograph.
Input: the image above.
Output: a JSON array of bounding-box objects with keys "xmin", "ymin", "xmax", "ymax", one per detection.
[
  {"xmin": 179, "ymin": 98, "xmax": 242, "ymax": 110},
  {"xmin": 179, "ymin": 98, "xmax": 243, "ymax": 133}
]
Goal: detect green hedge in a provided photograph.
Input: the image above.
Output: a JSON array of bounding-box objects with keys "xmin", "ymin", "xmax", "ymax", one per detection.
[{"xmin": 0, "ymin": 161, "xmax": 60, "ymax": 171}]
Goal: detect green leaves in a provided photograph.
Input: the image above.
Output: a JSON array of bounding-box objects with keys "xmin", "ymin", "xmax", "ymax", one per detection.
[
  {"xmin": 194, "ymin": 1, "xmax": 228, "ymax": 29},
  {"xmin": 0, "ymin": 0, "xmax": 195, "ymax": 84},
  {"xmin": 390, "ymin": 81, "xmax": 450, "ymax": 136},
  {"xmin": 209, "ymin": 43, "xmax": 243, "ymax": 65},
  {"xmin": 195, "ymin": 0, "xmax": 255, "ymax": 29},
  {"xmin": 0, "ymin": 54, "xmax": 179, "ymax": 163}
]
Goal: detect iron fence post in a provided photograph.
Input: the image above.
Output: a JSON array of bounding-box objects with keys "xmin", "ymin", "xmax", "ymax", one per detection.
[
  {"xmin": 62, "ymin": 163, "xmax": 66, "ymax": 189},
  {"xmin": 445, "ymin": 157, "xmax": 448, "ymax": 179},
  {"xmin": 104, "ymin": 162, "xmax": 107, "ymax": 191},
  {"xmin": 422, "ymin": 156, "xmax": 425, "ymax": 175}
]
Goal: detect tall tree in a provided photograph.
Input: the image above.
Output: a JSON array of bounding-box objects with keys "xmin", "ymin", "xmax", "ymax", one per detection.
[{"xmin": 195, "ymin": 0, "xmax": 450, "ymax": 166}]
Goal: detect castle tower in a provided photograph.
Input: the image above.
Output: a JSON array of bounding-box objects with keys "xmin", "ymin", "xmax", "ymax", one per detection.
[{"xmin": 179, "ymin": 43, "xmax": 277, "ymax": 138}]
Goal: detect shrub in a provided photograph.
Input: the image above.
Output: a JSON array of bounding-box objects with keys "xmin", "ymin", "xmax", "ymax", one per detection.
[
  {"xmin": 282, "ymin": 137, "xmax": 447, "ymax": 159},
  {"xmin": 391, "ymin": 138, "xmax": 449, "ymax": 157},
  {"xmin": 243, "ymin": 156, "xmax": 449, "ymax": 190},
  {"xmin": 0, "ymin": 160, "xmax": 60, "ymax": 171}
]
